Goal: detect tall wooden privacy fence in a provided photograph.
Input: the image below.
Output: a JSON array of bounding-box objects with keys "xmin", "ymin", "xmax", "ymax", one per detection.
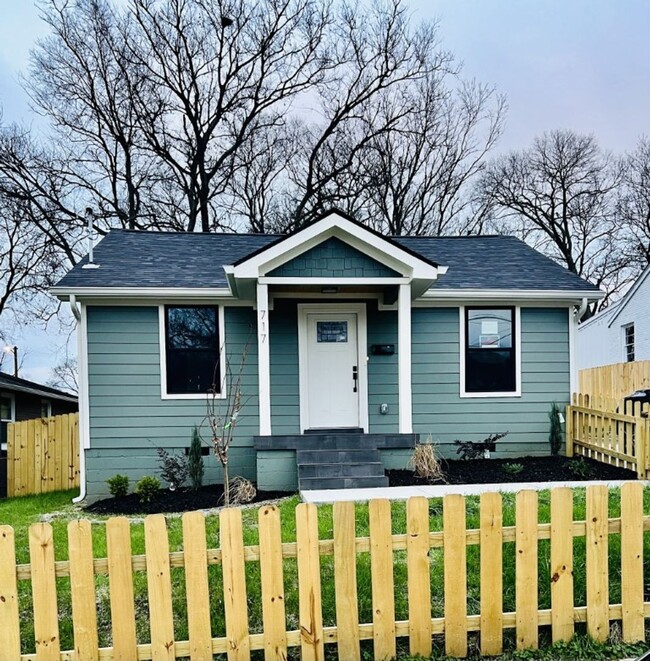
[
  {"xmin": 579, "ymin": 360, "xmax": 650, "ymax": 402},
  {"xmin": 7, "ymin": 413, "xmax": 79, "ymax": 497},
  {"xmin": 567, "ymin": 394, "xmax": 650, "ymax": 478},
  {"xmin": 0, "ymin": 486, "xmax": 648, "ymax": 661}
]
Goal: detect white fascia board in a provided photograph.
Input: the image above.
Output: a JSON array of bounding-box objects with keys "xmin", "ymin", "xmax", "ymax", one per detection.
[
  {"xmin": 231, "ymin": 212, "xmax": 442, "ymax": 280},
  {"xmin": 419, "ymin": 289, "xmax": 605, "ymax": 302},
  {"xmin": 51, "ymin": 286, "xmax": 234, "ymax": 300}
]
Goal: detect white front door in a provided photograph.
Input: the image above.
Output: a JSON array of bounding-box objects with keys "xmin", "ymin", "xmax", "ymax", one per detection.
[{"xmin": 304, "ymin": 312, "xmax": 360, "ymax": 429}]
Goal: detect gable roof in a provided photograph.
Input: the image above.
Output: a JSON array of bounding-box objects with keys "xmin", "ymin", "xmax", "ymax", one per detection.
[
  {"xmin": 606, "ymin": 263, "xmax": 650, "ymax": 326},
  {"xmin": 52, "ymin": 229, "xmax": 601, "ymax": 296},
  {"xmin": 0, "ymin": 372, "xmax": 78, "ymax": 403}
]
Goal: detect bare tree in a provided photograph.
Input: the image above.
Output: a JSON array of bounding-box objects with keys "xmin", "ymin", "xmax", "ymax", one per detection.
[
  {"xmin": 479, "ymin": 130, "xmax": 628, "ymax": 305},
  {"xmin": 201, "ymin": 343, "xmax": 249, "ymax": 507},
  {"xmin": 48, "ymin": 357, "xmax": 79, "ymax": 395},
  {"xmin": 617, "ymin": 137, "xmax": 650, "ymax": 269}
]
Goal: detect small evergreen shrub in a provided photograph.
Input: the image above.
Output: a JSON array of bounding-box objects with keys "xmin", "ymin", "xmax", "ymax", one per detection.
[
  {"xmin": 549, "ymin": 402, "xmax": 563, "ymax": 455},
  {"xmin": 188, "ymin": 426, "xmax": 204, "ymax": 491},
  {"xmin": 106, "ymin": 474, "xmax": 129, "ymax": 498},
  {"xmin": 135, "ymin": 476, "xmax": 161, "ymax": 503},
  {"xmin": 502, "ymin": 462, "xmax": 524, "ymax": 475},
  {"xmin": 156, "ymin": 447, "xmax": 189, "ymax": 490},
  {"xmin": 569, "ymin": 457, "xmax": 596, "ymax": 479}
]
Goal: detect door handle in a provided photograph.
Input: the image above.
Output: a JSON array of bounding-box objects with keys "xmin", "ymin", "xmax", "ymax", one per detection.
[{"xmin": 352, "ymin": 365, "xmax": 358, "ymax": 392}]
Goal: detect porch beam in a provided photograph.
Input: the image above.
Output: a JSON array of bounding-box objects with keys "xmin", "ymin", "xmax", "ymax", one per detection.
[
  {"xmin": 398, "ymin": 283, "xmax": 413, "ymax": 433},
  {"xmin": 257, "ymin": 283, "xmax": 272, "ymax": 435}
]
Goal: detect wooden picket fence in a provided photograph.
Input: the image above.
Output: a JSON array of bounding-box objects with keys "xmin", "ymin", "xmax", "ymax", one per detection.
[
  {"xmin": 7, "ymin": 413, "xmax": 79, "ymax": 497},
  {"xmin": 0, "ymin": 486, "xmax": 648, "ymax": 661},
  {"xmin": 567, "ymin": 394, "xmax": 650, "ymax": 478},
  {"xmin": 579, "ymin": 360, "xmax": 650, "ymax": 402}
]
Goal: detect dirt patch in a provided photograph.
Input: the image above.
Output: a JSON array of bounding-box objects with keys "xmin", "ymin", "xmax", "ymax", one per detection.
[
  {"xmin": 85, "ymin": 484, "xmax": 293, "ymax": 515},
  {"xmin": 388, "ymin": 455, "xmax": 637, "ymax": 486}
]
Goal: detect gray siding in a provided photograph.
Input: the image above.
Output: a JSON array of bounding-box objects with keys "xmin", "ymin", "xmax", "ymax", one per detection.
[
  {"xmin": 412, "ymin": 307, "xmax": 570, "ymax": 456},
  {"xmin": 367, "ymin": 307, "xmax": 399, "ymax": 432},
  {"xmin": 86, "ymin": 305, "xmax": 258, "ymax": 498},
  {"xmin": 268, "ymin": 237, "xmax": 400, "ymax": 277}
]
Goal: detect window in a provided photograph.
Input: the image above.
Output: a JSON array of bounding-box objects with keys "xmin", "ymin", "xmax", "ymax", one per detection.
[
  {"xmin": 624, "ymin": 323, "xmax": 635, "ymax": 362},
  {"xmin": 41, "ymin": 400, "xmax": 52, "ymax": 418},
  {"xmin": 463, "ymin": 307, "xmax": 517, "ymax": 394},
  {"xmin": 1, "ymin": 394, "xmax": 14, "ymax": 422},
  {"xmin": 317, "ymin": 321, "xmax": 348, "ymax": 343},
  {"xmin": 164, "ymin": 306, "xmax": 221, "ymax": 395}
]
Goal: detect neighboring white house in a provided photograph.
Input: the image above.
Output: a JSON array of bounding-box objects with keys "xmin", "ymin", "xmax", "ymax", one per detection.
[{"xmin": 577, "ymin": 264, "xmax": 650, "ymax": 370}]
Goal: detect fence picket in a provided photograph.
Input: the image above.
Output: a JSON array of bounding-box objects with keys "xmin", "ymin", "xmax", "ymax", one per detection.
[
  {"xmin": 480, "ymin": 492, "xmax": 503, "ymax": 656},
  {"xmin": 145, "ymin": 514, "xmax": 176, "ymax": 661},
  {"xmin": 369, "ymin": 499, "xmax": 396, "ymax": 661},
  {"xmin": 620, "ymin": 482, "xmax": 644, "ymax": 643},
  {"xmin": 406, "ymin": 496, "xmax": 432, "ymax": 658},
  {"xmin": 106, "ymin": 517, "xmax": 138, "ymax": 661},
  {"xmin": 333, "ymin": 501, "xmax": 360, "ymax": 661},
  {"xmin": 550, "ymin": 488, "xmax": 573, "ymax": 642},
  {"xmin": 68, "ymin": 520, "xmax": 99, "ymax": 661},
  {"xmin": 586, "ymin": 486, "xmax": 609, "ymax": 642},
  {"xmin": 0, "ymin": 526, "xmax": 21, "ymax": 660},
  {"xmin": 515, "ymin": 491, "xmax": 538, "ymax": 651},
  {"xmin": 182, "ymin": 512, "xmax": 212, "ymax": 661},
  {"xmin": 296, "ymin": 503, "xmax": 324, "ymax": 661},
  {"xmin": 259, "ymin": 505, "xmax": 288, "ymax": 661},
  {"xmin": 220, "ymin": 508, "xmax": 250, "ymax": 661},
  {"xmin": 444, "ymin": 494, "xmax": 467, "ymax": 658},
  {"xmin": 29, "ymin": 523, "xmax": 60, "ymax": 661}
]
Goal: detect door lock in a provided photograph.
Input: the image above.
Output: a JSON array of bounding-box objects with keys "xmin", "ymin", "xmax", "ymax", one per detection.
[{"xmin": 352, "ymin": 365, "xmax": 358, "ymax": 392}]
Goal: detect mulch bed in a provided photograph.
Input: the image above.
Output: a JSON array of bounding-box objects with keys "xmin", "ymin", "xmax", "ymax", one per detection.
[
  {"xmin": 85, "ymin": 484, "xmax": 293, "ymax": 515},
  {"xmin": 388, "ymin": 455, "xmax": 637, "ymax": 487}
]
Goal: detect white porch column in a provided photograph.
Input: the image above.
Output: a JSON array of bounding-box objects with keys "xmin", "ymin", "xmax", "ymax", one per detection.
[
  {"xmin": 398, "ymin": 283, "xmax": 412, "ymax": 433},
  {"xmin": 257, "ymin": 282, "xmax": 272, "ymax": 435}
]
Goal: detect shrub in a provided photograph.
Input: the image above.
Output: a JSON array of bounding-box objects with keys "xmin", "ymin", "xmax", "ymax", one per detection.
[
  {"xmin": 569, "ymin": 457, "xmax": 596, "ymax": 479},
  {"xmin": 454, "ymin": 431, "xmax": 509, "ymax": 460},
  {"xmin": 408, "ymin": 438, "xmax": 446, "ymax": 482},
  {"xmin": 549, "ymin": 402, "xmax": 563, "ymax": 455},
  {"xmin": 135, "ymin": 476, "xmax": 161, "ymax": 503},
  {"xmin": 106, "ymin": 474, "xmax": 129, "ymax": 498},
  {"xmin": 188, "ymin": 426, "xmax": 204, "ymax": 491},
  {"xmin": 229, "ymin": 477, "xmax": 256, "ymax": 505},
  {"xmin": 156, "ymin": 447, "xmax": 189, "ymax": 490},
  {"xmin": 502, "ymin": 462, "xmax": 524, "ymax": 475}
]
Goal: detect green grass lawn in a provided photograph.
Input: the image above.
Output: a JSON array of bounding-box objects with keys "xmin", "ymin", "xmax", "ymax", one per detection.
[{"xmin": 1, "ymin": 488, "xmax": 649, "ymax": 659}]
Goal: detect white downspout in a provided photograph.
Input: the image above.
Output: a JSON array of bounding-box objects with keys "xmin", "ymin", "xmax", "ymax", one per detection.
[{"xmin": 69, "ymin": 295, "xmax": 86, "ymax": 504}]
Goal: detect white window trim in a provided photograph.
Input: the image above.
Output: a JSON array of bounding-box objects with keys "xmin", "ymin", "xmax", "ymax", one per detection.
[
  {"xmin": 459, "ymin": 305, "xmax": 522, "ymax": 398},
  {"xmin": 297, "ymin": 303, "xmax": 369, "ymax": 433},
  {"xmin": 622, "ymin": 322, "xmax": 635, "ymax": 363},
  {"xmin": 158, "ymin": 304, "xmax": 227, "ymax": 400}
]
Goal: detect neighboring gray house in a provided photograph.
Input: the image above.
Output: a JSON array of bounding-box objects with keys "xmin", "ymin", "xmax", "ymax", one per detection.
[
  {"xmin": 52, "ymin": 211, "xmax": 602, "ymax": 500},
  {"xmin": 577, "ymin": 264, "xmax": 650, "ymax": 370},
  {"xmin": 0, "ymin": 373, "xmax": 78, "ymax": 453}
]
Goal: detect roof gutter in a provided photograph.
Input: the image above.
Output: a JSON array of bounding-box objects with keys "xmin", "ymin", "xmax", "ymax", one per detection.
[{"xmin": 69, "ymin": 295, "xmax": 86, "ymax": 505}]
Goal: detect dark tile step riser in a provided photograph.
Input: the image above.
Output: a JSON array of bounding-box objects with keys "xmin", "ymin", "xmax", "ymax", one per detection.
[
  {"xmin": 297, "ymin": 450, "xmax": 382, "ymax": 464},
  {"xmin": 299, "ymin": 476, "xmax": 389, "ymax": 490},
  {"xmin": 298, "ymin": 463, "xmax": 385, "ymax": 478}
]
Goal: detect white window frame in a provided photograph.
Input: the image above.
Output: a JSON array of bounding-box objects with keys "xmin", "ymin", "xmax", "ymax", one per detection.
[
  {"xmin": 158, "ymin": 304, "xmax": 227, "ymax": 400},
  {"xmin": 459, "ymin": 305, "xmax": 522, "ymax": 398},
  {"xmin": 622, "ymin": 322, "xmax": 635, "ymax": 363}
]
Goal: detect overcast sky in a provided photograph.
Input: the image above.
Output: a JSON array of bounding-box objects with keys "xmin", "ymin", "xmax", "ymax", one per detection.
[{"xmin": 1, "ymin": 0, "xmax": 649, "ymax": 382}]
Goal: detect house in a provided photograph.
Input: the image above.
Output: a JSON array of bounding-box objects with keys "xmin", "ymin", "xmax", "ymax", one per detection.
[
  {"xmin": 0, "ymin": 372, "xmax": 78, "ymax": 453},
  {"xmin": 577, "ymin": 264, "xmax": 650, "ymax": 370},
  {"xmin": 51, "ymin": 211, "xmax": 602, "ymax": 500}
]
